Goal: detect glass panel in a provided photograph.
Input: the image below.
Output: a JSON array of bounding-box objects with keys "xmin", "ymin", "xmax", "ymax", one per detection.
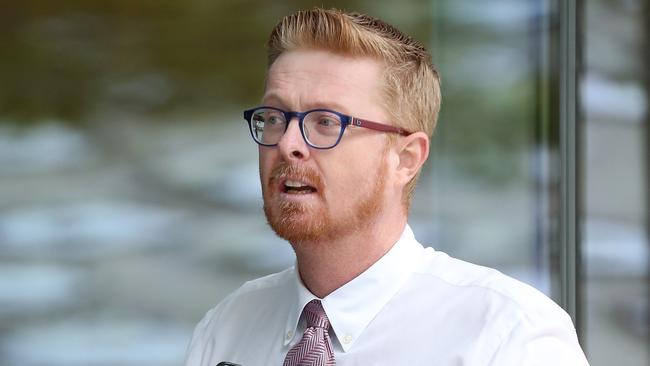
[
  {"xmin": 422, "ymin": 0, "xmax": 557, "ymax": 296},
  {"xmin": 580, "ymin": 0, "xmax": 649, "ymax": 365}
]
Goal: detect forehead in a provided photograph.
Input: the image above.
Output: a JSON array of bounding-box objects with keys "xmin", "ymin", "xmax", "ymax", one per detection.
[{"xmin": 264, "ymin": 49, "xmax": 385, "ymax": 113}]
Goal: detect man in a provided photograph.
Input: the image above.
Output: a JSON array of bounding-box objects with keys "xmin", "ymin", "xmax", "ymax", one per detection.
[{"xmin": 185, "ymin": 8, "xmax": 590, "ymax": 366}]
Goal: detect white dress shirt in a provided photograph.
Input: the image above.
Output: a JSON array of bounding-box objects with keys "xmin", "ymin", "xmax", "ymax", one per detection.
[{"xmin": 184, "ymin": 225, "xmax": 590, "ymax": 365}]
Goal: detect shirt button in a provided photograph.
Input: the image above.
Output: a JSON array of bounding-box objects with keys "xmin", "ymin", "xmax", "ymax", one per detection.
[
  {"xmin": 286, "ymin": 331, "xmax": 293, "ymax": 339},
  {"xmin": 343, "ymin": 335, "xmax": 353, "ymax": 344}
]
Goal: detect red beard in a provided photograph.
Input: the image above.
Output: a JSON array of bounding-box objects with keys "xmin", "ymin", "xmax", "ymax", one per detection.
[{"xmin": 262, "ymin": 160, "xmax": 387, "ymax": 245}]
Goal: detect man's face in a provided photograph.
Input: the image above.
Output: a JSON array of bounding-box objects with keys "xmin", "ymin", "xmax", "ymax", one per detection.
[{"xmin": 259, "ymin": 49, "xmax": 394, "ymax": 244}]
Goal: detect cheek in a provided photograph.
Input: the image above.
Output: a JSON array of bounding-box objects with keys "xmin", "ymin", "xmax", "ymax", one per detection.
[{"xmin": 324, "ymin": 155, "xmax": 379, "ymax": 193}]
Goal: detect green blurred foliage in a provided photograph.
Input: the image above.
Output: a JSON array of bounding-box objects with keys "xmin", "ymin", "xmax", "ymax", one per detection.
[
  {"xmin": 0, "ymin": 0, "xmax": 433, "ymax": 125},
  {"xmin": 0, "ymin": 0, "xmax": 538, "ymax": 185}
]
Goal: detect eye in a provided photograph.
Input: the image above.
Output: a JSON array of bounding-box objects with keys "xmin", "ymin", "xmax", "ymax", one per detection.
[
  {"xmin": 268, "ymin": 115, "xmax": 283, "ymax": 125},
  {"xmin": 318, "ymin": 117, "xmax": 338, "ymax": 127}
]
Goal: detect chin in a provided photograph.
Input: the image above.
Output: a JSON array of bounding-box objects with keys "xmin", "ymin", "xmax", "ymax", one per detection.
[{"xmin": 265, "ymin": 207, "xmax": 326, "ymax": 244}]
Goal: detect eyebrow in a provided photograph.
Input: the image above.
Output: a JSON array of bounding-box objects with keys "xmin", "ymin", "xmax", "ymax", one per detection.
[
  {"xmin": 262, "ymin": 92, "xmax": 350, "ymax": 114},
  {"xmin": 260, "ymin": 93, "xmax": 286, "ymax": 108}
]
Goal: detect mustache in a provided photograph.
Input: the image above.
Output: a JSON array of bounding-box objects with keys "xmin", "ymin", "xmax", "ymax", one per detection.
[{"xmin": 269, "ymin": 163, "xmax": 324, "ymax": 191}]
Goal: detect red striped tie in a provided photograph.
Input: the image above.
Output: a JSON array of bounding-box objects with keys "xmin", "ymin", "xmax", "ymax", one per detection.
[{"xmin": 283, "ymin": 300, "xmax": 336, "ymax": 366}]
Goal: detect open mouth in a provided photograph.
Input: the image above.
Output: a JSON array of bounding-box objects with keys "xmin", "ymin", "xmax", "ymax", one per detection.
[{"xmin": 282, "ymin": 179, "xmax": 317, "ymax": 194}]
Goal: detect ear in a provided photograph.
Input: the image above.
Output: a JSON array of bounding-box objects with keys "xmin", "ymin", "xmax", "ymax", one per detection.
[{"xmin": 394, "ymin": 132, "xmax": 429, "ymax": 187}]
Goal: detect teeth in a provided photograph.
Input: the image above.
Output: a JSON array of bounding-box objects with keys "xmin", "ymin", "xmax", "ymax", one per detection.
[{"xmin": 285, "ymin": 180, "xmax": 307, "ymax": 188}]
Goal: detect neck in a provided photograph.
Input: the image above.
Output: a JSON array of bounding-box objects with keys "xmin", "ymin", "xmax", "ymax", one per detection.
[{"xmin": 293, "ymin": 215, "xmax": 407, "ymax": 299}]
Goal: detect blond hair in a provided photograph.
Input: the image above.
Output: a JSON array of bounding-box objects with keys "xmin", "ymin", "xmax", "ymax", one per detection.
[{"xmin": 267, "ymin": 8, "xmax": 441, "ymax": 209}]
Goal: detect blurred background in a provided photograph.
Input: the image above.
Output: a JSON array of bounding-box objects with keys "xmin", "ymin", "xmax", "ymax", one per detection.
[{"xmin": 0, "ymin": 0, "xmax": 647, "ymax": 365}]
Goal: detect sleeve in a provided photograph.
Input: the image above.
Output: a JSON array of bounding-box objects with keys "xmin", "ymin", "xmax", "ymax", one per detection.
[{"xmin": 487, "ymin": 310, "xmax": 590, "ymax": 366}]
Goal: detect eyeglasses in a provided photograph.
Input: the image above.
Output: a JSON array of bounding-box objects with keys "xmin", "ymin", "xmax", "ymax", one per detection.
[{"xmin": 243, "ymin": 106, "xmax": 411, "ymax": 149}]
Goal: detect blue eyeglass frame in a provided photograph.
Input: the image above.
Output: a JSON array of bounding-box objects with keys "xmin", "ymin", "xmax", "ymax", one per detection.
[{"xmin": 243, "ymin": 106, "xmax": 411, "ymax": 150}]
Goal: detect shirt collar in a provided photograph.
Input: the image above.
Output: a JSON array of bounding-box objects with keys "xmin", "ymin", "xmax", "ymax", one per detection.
[{"xmin": 284, "ymin": 224, "xmax": 425, "ymax": 352}]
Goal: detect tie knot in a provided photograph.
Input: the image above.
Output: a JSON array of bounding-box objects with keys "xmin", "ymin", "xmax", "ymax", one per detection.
[{"xmin": 304, "ymin": 300, "xmax": 330, "ymax": 329}]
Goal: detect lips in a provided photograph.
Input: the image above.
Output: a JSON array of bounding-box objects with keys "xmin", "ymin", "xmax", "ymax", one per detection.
[
  {"xmin": 282, "ymin": 179, "xmax": 317, "ymax": 194},
  {"xmin": 268, "ymin": 164, "xmax": 323, "ymax": 196}
]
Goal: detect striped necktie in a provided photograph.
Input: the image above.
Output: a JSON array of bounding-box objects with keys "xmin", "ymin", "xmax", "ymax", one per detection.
[{"xmin": 283, "ymin": 300, "xmax": 336, "ymax": 366}]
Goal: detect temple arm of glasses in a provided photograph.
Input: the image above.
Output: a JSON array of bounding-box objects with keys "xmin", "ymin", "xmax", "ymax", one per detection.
[{"xmin": 351, "ymin": 118, "xmax": 412, "ymax": 136}]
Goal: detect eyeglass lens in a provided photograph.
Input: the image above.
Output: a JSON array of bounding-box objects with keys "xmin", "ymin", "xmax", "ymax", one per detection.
[{"xmin": 250, "ymin": 108, "xmax": 343, "ymax": 148}]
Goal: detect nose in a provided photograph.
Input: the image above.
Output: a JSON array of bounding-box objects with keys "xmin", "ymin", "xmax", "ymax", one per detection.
[{"xmin": 277, "ymin": 117, "xmax": 310, "ymax": 161}]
